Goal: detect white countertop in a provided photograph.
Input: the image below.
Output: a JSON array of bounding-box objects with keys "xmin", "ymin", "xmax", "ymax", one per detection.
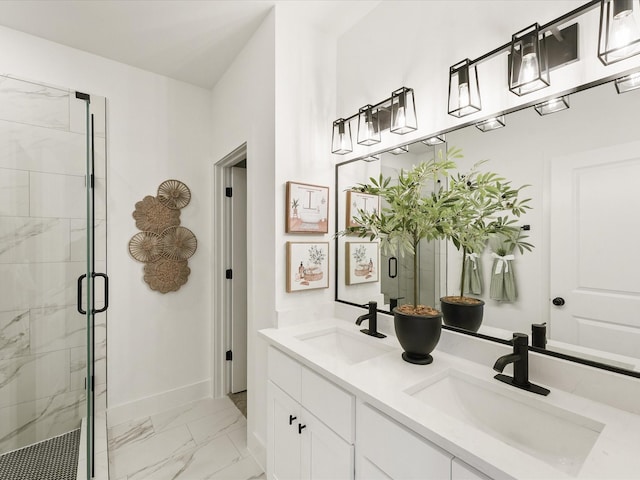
[{"xmin": 259, "ymin": 317, "xmax": 640, "ymax": 480}]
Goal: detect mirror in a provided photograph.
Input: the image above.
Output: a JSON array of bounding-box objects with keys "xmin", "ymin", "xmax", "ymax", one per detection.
[{"xmin": 336, "ymin": 77, "xmax": 640, "ymax": 375}]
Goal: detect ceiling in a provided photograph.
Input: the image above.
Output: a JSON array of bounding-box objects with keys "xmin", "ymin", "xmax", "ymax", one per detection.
[{"xmin": 0, "ymin": 0, "xmax": 380, "ymax": 89}]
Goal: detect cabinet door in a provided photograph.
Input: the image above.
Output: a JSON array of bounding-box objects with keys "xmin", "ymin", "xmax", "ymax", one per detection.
[
  {"xmin": 452, "ymin": 458, "xmax": 492, "ymax": 480},
  {"xmin": 268, "ymin": 382, "xmax": 302, "ymax": 480},
  {"xmin": 301, "ymin": 407, "xmax": 354, "ymax": 480}
]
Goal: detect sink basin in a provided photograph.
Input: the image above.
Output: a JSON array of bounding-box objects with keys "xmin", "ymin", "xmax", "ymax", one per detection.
[
  {"xmin": 406, "ymin": 369, "xmax": 604, "ymax": 476},
  {"xmin": 296, "ymin": 327, "xmax": 394, "ymax": 365}
]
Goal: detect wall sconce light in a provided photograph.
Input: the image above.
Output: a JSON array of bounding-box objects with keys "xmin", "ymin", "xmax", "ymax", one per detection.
[
  {"xmin": 389, "ymin": 145, "xmax": 409, "ymax": 155},
  {"xmin": 357, "ymin": 104, "xmax": 380, "ymax": 146},
  {"xmin": 534, "ymin": 95, "xmax": 570, "ymax": 115},
  {"xmin": 422, "ymin": 134, "xmax": 446, "ymax": 146},
  {"xmin": 615, "ymin": 71, "xmax": 640, "ymax": 91},
  {"xmin": 390, "ymin": 87, "xmax": 418, "ymax": 134},
  {"xmin": 598, "ymin": 0, "xmax": 640, "ymax": 65},
  {"xmin": 448, "ymin": 59, "xmax": 482, "ymax": 117},
  {"xmin": 331, "ymin": 119, "xmax": 352, "ymax": 154},
  {"xmin": 363, "ymin": 154, "xmax": 380, "ymax": 162},
  {"xmin": 509, "ymin": 23, "xmax": 550, "ymax": 95},
  {"xmin": 475, "ymin": 116, "xmax": 506, "ymax": 132}
]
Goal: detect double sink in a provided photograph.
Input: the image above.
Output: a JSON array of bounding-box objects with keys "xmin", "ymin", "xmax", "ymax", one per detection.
[{"xmin": 295, "ymin": 325, "xmax": 604, "ymax": 477}]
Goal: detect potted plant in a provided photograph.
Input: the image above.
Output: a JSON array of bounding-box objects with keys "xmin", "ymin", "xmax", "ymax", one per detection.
[
  {"xmin": 440, "ymin": 162, "xmax": 533, "ymax": 332},
  {"xmin": 338, "ymin": 148, "xmax": 461, "ymax": 364}
]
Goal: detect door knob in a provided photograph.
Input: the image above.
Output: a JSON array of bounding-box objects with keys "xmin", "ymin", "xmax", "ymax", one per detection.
[{"xmin": 552, "ymin": 297, "xmax": 565, "ymax": 306}]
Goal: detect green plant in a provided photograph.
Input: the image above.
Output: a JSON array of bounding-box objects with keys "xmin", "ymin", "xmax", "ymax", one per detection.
[
  {"xmin": 337, "ymin": 147, "xmax": 462, "ymax": 311},
  {"xmin": 444, "ymin": 161, "xmax": 533, "ymax": 299}
]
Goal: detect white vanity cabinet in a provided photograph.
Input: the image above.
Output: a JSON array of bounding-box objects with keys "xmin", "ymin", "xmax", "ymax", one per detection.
[
  {"xmin": 356, "ymin": 403, "xmax": 452, "ymax": 480},
  {"xmin": 452, "ymin": 458, "xmax": 492, "ymax": 480},
  {"xmin": 267, "ymin": 347, "xmax": 355, "ymax": 480}
]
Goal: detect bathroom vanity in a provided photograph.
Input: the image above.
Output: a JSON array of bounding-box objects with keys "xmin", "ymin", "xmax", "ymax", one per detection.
[{"xmin": 260, "ymin": 314, "xmax": 640, "ymax": 480}]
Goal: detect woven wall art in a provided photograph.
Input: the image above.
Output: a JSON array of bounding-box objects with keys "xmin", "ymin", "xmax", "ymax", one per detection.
[{"xmin": 129, "ymin": 179, "xmax": 197, "ymax": 293}]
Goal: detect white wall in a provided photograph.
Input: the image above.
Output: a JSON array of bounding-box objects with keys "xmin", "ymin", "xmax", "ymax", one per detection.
[
  {"xmin": 209, "ymin": 4, "xmax": 340, "ymax": 464},
  {"xmin": 0, "ymin": 26, "xmax": 213, "ymax": 413},
  {"xmin": 210, "ymin": 9, "xmax": 276, "ymax": 466},
  {"xmin": 274, "ymin": 3, "xmax": 338, "ymax": 317}
]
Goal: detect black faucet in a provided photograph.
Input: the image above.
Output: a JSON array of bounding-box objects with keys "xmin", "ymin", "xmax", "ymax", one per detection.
[
  {"xmin": 355, "ymin": 301, "xmax": 386, "ymax": 338},
  {"xmin": 493, "ymin": 333, "xmax": 550, "ymax": 396}
]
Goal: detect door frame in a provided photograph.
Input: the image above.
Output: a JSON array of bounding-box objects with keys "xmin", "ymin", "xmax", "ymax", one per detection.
[{"xmin": 212, "ymin": 143, "xmax": 247, "ymax": 398}]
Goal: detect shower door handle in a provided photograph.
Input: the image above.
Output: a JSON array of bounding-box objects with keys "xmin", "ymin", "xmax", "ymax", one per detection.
[
  {"xmin": 77, "ymin": 273, "xmax": 109, "ymax": 314},
  {"xmin": 77, "ymin": 274, "xmax": 87, "ymax": 314},
  {"xmin": 94, "ymin": 273, "xmax": 109, "ymax": 313}
]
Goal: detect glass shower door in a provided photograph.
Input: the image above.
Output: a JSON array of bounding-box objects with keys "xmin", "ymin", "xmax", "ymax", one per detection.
[
  {"xmin": 0, "ymin": 75, "xmax": 107, "ymax": 479},
  {"xmin": 76, "ymin": 91, "xmax": 108, "ymax": 479}
]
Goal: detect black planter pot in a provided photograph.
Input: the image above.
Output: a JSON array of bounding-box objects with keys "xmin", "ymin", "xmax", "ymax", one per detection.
[
  {"xmin": 393, "ymin": 308, "xmax": 442, "ymax": 365},
  {"xmin": 440, "ymin": 297, "xmax": 485, "ymax": 333}
]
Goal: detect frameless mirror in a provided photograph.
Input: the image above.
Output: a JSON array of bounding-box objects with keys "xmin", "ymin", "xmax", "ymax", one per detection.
[{"xmin": 336, "ymin": 77, "xmax": 640, "ymax": 375}]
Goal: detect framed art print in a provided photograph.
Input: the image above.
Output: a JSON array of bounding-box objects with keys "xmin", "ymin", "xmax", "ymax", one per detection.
[
  {"xmin": 345, "ymin": 242, "xmax": 379, "ymax": 285},
  {"xmin": 286, "ymin": 242, "xmax": 330, "ymax": 292},
  {"xmin": 346, "ymin": 190, "xmax": 379, "ymax": 228},
  {"xmin": 286, "ymin": 181, "xmax": 329, "ymax": 233}
]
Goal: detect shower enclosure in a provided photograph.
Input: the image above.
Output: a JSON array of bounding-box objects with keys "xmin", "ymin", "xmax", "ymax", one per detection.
[{"xmin": 0, "ymin": 74, "xmax": 107, "ymax": 478}]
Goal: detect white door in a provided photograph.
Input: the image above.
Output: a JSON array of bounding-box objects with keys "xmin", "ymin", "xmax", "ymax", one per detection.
[
  {"xmin": 549, "ymin": 141, "xmax": 640, "ymax": 358},
  {"xmin": 231, "ymin": 167, "xmax": 247, "ymax": 393}
]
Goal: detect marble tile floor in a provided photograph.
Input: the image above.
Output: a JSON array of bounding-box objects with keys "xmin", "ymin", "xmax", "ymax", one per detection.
[{"xmin": 107, "ymin": 397, "xmax": 264, "ymax": 480}]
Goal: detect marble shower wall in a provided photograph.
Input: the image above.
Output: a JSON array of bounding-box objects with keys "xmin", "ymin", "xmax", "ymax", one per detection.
[{"xmin": 0, "ymin": 75, "xmax": 107, "ymax": 454}]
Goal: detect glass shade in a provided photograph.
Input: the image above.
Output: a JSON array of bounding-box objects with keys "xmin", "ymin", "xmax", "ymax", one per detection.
[
  {"xmin": 332, "ymin": 119, "xmax": 353, "ymax": 154},
  {"xmin": 390, "ymin": 87, "xmax": 417, "ymax": 134},
  {"xmin": 422, "ymin": 134, "xmax": 446, "ymax": 146},
  {"xmin": 357, "ymin": 104, "xmax": 381, "ymax": 146},
  {"xmin": 389, "ymin": 145, "xmax": 409, "ymax": 155},
  {"xmin": 509, "ymin": 24, "xmax": 550, "ymax": 96},
  {"xmin": 475, "ymin": 115, "xmax": 506, "ymax": 132},
  {"xmin": 615, "ymin": 71, "xmax": 640, "ymax": 92},
  {"xmin": 599, "ymin": 0, "xmax": 640, "ymax": 65},
  {"xmin": 534, "ymin": 96, "xmax": 570, "ymax": 115},
  {"xmin": 448, "ymin": 59, "xmax": 481, "ymax": 117},
  {"xmin": 363, "ymin": 154, "xmax": 380, "ymax": 162}
]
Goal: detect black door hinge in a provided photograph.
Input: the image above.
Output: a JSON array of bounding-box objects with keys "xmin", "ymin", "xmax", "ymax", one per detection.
[
  {"xmin": 225, "ymin": 269, "xmax": 233, "ymax": 279},
  {"xmin": 226, "ymin": 350, "xmax": 233, "ymax": 361},
  {"xmin": 225, "ymin": 187, "xmax": 232, "ymax": 197}
]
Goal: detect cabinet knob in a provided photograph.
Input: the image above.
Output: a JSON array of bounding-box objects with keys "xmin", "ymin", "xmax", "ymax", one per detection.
[
  {"xmin": 552, "ymin": 297, "xmax": 565, "ymax": 306},
  {"xmin": 298, "ymin": 424, "xmax": 307, "ymax": 434},
  {"xmin": 288, "ymin": 415, "xmax": 297, "ymax": 425}
]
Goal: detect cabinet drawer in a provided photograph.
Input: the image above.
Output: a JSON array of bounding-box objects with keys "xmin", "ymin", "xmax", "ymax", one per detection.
[
  {"xmin": 268, "ymin": 346, "xmax": 301, "ymax": 401},
  {"xmin": 301, "ymin": 367, "xmax": 355, "ymax": 443},
  {"xmin": 357, "ymin": 403, "xmax": 452, "ymax": 480}
]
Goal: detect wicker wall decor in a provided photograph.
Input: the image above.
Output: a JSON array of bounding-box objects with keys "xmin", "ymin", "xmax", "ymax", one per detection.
[{"xmin": 129, "ymin": 179, "xmax": 197, "ymax": 293}]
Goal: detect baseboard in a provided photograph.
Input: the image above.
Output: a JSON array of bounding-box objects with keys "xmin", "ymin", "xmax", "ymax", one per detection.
[
  {"xmin": 106, "ymin": 380, "xmax": 211, "ymax": 427},
  {"xmin": 248, "ymin": 430, "xmax": 266, "ymax": 472}
]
